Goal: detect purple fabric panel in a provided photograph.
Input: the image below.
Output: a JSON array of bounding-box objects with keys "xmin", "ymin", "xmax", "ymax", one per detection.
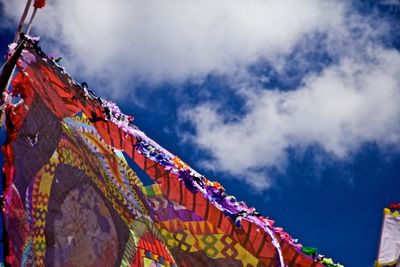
[{"xmin": 157, "ymin": 207, "xmax": 203, "ymax": 222}]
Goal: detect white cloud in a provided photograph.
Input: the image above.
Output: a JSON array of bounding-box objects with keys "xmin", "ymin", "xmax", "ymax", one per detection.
[
  {"xmin": 2, "ymin": 0, "xmax": 344, "ymax": 96},
  {"xmin": 181, "ymin": 47, "xmax": 400, "ymax": 190},
  {"xmin": 2, "ymin": 0, "xmax": 399, "ymax": 190}
]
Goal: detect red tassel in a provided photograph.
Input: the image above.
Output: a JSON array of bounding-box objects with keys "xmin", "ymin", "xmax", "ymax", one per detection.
[{"xmin": 33, "ymin": 0, "xmax": 46, "ymax": 8}]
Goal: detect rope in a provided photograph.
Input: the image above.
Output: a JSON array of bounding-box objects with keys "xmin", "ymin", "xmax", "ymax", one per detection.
[{"xmin": 13, "ymin": 0, "xmax": 33, "ymax": 43}]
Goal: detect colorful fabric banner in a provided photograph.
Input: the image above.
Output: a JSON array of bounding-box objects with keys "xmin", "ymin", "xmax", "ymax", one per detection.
[{"xmin": 2, "ymin": 39, "xmax": 334, "ymax": 266}]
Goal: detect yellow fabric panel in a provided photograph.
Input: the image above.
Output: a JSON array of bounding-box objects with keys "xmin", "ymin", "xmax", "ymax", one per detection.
[{"xmin": 144, "ymin": 257, "xmax": 167, "ymax": 267}]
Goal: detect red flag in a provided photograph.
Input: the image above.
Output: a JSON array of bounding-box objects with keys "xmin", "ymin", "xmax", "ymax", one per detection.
[
  {"xmin": 33, "ymin": 0, "xmax": 45, "ymax": 8},
  {"xmin": 390, "ymin": 203, "xmax": 400, "ymax": 209}
]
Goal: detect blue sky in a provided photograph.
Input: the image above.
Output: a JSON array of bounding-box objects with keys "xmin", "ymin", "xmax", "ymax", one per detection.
[{"xmin": 1, "ymin": 0, "xmax": 400, "ymax": 266}]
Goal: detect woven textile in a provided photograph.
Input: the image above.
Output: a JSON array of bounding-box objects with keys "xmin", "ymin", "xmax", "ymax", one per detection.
[{"xmin": 2, "ymin": 42, "xmax": 323, "ymax": 267}]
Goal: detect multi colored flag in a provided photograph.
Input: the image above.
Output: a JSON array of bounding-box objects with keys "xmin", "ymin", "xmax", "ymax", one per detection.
[{"xmin": 1, "ymin": 38, "xmax": 341, "ymax": 267}]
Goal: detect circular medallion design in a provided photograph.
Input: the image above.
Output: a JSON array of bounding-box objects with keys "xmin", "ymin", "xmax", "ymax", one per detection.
[{"xmin": 48, "ymin": 184, "xmax": 119, "ymax": 267}]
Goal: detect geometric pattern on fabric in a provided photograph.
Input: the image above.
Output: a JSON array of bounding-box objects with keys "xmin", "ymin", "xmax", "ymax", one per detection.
[
  {"xmin": 143, "ymin": 184, "xmax": 261, "ymax": 266},
  {"xmin": 143, "ymin": 257, "xmax": 167, "ymax": 267},
  {"xmin": 2, "ymin": 42, "xmax": 326, "ymax": 267},
  {"xmin": 4, "ymin": 96, "xmax": 173, "ymax": 266}
]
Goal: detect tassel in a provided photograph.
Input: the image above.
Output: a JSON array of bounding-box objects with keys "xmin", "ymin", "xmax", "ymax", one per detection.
[{"xmin": 33, "ymin": 0, "xmax": 45, "ymax": 8}]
